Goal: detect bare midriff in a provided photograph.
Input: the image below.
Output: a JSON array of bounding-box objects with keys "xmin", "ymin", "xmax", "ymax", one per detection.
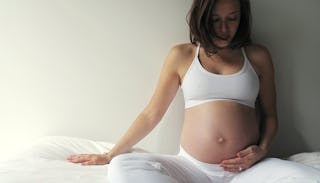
[{"xmin": 180, "ymin": 100, "xmax": 260, "ymax": 164}]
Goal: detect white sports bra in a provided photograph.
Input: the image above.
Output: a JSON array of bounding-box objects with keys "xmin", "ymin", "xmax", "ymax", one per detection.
[{"xmin": 181, "ymin": 44, "xmax": 260, "ymax": 109}]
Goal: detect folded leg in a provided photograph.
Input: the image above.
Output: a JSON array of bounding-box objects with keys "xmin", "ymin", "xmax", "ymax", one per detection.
[
  {"xmin": 231, "ymin": 158, "xmax": 320, "ymax": 183},
  {"xmin": 108, "ymin": 153, "xmax": 212, "ymax": 183}
]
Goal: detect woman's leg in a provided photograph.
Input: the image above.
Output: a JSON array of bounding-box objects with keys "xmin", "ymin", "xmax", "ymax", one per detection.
[
  {"xmin": 108, "ymin": 152, "xmax": 212, "ymax": 183},
  {"xmin": 231, "ymin": 158, "xmax": 320, "ymax": 183}
]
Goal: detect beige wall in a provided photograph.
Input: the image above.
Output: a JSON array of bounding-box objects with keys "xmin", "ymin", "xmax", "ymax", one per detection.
[
  {"xmin": 0, "ymin": 0, "xmax": 319, "ymax": 160},
  {"xmin": 251, "ymin": 0, "xmax": 320, "ymax": 157}
]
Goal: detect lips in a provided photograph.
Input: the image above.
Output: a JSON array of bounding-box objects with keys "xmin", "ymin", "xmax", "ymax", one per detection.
[{"xmin": 216, "ymin": 35, "xmax": 230, "ymax": 41}]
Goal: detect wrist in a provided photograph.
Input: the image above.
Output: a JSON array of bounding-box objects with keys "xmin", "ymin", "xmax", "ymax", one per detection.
[
  {"xmin": 258, "ymin": 142, "xmax": 269, "ymax": 150},
  {"xmin": 104, "ymin": 152, "xmax": 115, "ymax": 160},
  {"xmin": 258, "ymin": 144, "xmax": 268, "ymax": 156},
  {"xmin": 101, "ymin": 153, "xmax": 111, "ymax": 163}
]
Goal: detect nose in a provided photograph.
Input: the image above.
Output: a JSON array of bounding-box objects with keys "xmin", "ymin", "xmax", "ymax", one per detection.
[{"xmin": 220, "ymin": 21, "xmax": 229, "ymax": 34}]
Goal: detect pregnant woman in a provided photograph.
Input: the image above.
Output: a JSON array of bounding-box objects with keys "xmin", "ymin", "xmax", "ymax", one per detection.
[{"xmin": 68, "ymin": 0, "xmax": 320, "ymax": 182}]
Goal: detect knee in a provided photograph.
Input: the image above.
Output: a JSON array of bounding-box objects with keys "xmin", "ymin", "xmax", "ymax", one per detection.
[
  {"xmin": 109, "ymin": 153, "xmax": 131, "ymax": 169},
  {"xmin": 108, "ymin": 153, "xmax": 136, "ymax": 183}
]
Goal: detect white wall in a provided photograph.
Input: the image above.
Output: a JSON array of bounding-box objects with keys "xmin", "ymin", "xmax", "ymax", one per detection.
[
  {"xmin": 1, "ymin": 0, "xmax": 319, "ymax": 160},
  {"xmin": 0, "ymin": 0, "xmax": 191, "ymax": 160}
]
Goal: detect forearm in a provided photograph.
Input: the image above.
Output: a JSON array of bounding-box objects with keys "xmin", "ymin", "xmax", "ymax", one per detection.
[
  {"xmin": 259, "ymin": 115, "xmax": 278, "ymax": 151},
  {"xmin": 107, "ymin": 112, "xmax": 159, "ymax": 159}
]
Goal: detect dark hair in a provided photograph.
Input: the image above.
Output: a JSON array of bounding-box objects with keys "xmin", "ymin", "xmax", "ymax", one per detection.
[{"xmin": 187, "ymin": 0, "xmax": 252, "ymax": 55}]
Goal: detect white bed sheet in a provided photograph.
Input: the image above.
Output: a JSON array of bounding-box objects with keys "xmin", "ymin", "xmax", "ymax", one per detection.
[
  {"xmin": 1, "ymin": 136, "xmax": 320, "ymax": 183},
  {"xmin": 0, "ymin": 157, "xmax": 109, "ymax": 183},
  {"xmin": 0, "ymin": 136, "xmax": 145, "ymax": 183}
]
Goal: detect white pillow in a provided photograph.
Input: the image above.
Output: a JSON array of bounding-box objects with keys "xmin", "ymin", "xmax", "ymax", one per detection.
[
  {"xmin": 19, "ymin": 136, "xmax": 146, "ymax": 161},
  {"xmin": 287, "ymin": 152, "xmax": 320, "ymax": 170},
  {"xmin": 17, "ymin": 136, "xmax": 113, "ymax": 160}
]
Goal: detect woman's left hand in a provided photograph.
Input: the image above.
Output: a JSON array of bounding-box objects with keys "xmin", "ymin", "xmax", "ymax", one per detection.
[{"xmin": 219, "ymin": 145, "xmax": 267, "ymax": 172}]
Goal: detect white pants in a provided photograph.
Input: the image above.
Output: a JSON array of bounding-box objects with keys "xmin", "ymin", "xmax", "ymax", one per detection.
[{"xmin": 108, "ymin": 148, "xmax": 320, "ymax": 183}]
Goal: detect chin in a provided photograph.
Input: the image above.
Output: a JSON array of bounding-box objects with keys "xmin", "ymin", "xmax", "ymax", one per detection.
[{"xmin": 214, "ymin": 41, "xmax": 230, "ymax": 49}]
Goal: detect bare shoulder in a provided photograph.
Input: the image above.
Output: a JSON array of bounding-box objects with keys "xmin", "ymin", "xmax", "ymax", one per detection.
[
  {"xmin": 166, "ymin": 43, "xmax": 197, "ymax": 79},
  {"xmin": 244, "ymin": 44, "xmax": 274, "ymax": 76},
  {"xmin": 168, "ymin": 43, "xmax": 196, "ymax": 63}
]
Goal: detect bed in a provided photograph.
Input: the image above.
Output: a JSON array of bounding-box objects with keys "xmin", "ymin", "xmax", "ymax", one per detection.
[
  {"xmin": 0, "ymin": 136, "xmax": 319, "ymax": 183},
  {"xmin": 0, "ymin": 136, "xmax": 146, "ymax": 183}
]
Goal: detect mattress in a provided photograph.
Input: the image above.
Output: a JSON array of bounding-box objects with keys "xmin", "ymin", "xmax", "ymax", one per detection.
[
  {"xmin": 1, "ymin": 136, "xmax": 319, "ymax": 183},
  {"xmin": 0, "ymin": 136, "xmax": 145, "ymax": 183}
]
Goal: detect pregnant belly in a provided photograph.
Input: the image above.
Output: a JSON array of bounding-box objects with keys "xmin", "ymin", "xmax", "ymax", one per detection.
[{"xmin": 180, "ymin": 101, "xmax": 260, "ymax": 164}]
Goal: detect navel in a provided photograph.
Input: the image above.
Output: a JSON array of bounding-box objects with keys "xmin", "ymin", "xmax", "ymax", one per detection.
[{"xmin": 218, "ymin": 137, "xmax": 225, "ymax": 143}]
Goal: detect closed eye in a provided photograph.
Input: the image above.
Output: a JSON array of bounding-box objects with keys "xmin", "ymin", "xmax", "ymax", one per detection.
[
  {"xmin": 212, "ymin": 18, "xmax": 220, "ymax": 23},
  {"xmin": 227, "ymin": 16, "xmax": 239, "ymax": 21}
]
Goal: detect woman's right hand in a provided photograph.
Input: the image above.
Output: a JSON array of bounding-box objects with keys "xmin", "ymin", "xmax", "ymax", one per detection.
[{"xmin": 67, "ymin": 153, "xmax": 112, "ymax": 165}]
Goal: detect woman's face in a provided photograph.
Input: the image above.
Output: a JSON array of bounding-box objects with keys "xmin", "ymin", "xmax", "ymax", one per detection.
[{"xmin": 212, "ymin": 0, "xmax": 241, "ymax": 48}]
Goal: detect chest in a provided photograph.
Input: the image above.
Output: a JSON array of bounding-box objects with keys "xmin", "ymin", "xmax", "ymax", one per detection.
[{"xmin": 198, "ymin": 49, "xmax": 245, "ymax": 75}]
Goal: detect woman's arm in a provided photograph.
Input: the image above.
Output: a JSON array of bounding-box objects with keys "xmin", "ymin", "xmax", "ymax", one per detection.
[
  {"xmin": 67, "ymin": 46, "xmax": 183, "ymax": 165},
  {"xmin": 107, "ymin": 46, "xmax": 183, "ymax": 159},
  {"xmin": 220, "ymin": 45, "xmax": 278, "ymax": 172},
  {"xmin": 255, "ymin": 46, "xmax": 278, "ymax": 152}
]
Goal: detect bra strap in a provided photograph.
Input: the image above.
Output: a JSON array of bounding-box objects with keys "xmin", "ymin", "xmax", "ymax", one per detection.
[
  {"xmin": 241, "ymin": 47, "xmax": 248, "ymax": 63},
  {"xmin": 196, "ymin": 44, "xmax": 200, "ymax": 55}
]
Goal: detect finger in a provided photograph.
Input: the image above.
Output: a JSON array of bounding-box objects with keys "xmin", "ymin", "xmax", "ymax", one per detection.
[
  {"xmin": 67, "ymin": 154, "xmax": 79, "ymax": 160},
  {"xmin": 222, "ymin": 167, "xmax": 241, "ymax": 173},
  {"xmin": 237, "ymin": 148, "xmax": 252, "ymax": 158},
  {"xmin": 220, "ymin": 162, "xmax": 242, "ymax": 170},
  {"xmin": 239, "ymin": 146, "xmax": 260, "ymax": 158},
  {"xmin": 81, "ymin": 159, "xmax": 99, "ymax": 166},
  {"xmin": 222, "ymin": 165, "xmax": 246, "ymax": 172},
  {"xmin": 68, "ymin": 155, "xmax": 80, "ymax": 160},
  {"xmin": 81, "ymin": 161, "xmax": 93, "ymax": 166},
  {"xmin": 70, "ymin": 155, "xmax": 90, "ymax": 163},
  {"xmin": 220, "ymin": 157, "xmax": 242, "ymax": 165},
  {"xmin": 68, "ymin": 155, "xmax": 79, "ymax": 162},
  {"xmin": 68, "ymin": 154, "xmax": 84, "ymax": 159}
]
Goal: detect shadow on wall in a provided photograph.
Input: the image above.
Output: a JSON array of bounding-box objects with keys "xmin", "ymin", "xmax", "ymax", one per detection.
[
  {"xmin": 251, "ymin": 1, "xmax": 310, "ymax": 158},
  {"xmin": 154, "ymin": 89, "xmax": 185, "ymax": 154}
]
